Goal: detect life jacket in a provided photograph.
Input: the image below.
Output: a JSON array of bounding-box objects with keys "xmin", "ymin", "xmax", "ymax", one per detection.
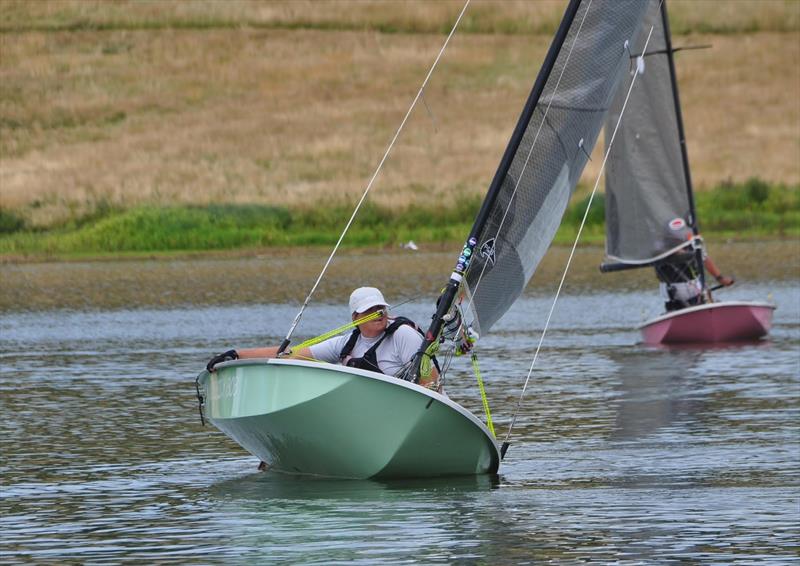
[
  {"xmin": 339, "ymin": 316, "xmax": 438, "ymax": 377},
  {"xmin": 654, "ymin": 252, "xmax": 699, "ymax": 285}
]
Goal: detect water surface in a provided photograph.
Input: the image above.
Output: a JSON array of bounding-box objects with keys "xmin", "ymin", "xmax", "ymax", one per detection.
[{"xmin": 1, "ymin": 242, "xmax": 798, "ymax": 563}]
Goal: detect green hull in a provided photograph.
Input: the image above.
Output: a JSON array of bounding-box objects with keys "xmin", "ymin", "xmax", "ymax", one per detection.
[{"xmin": 198, "ymin": 359, "xmax": 500, "ymax": 479}]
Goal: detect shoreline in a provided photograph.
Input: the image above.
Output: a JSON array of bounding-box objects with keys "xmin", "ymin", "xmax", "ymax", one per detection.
[
  {"xmin": 1, "ymin": 179, "xmax": 797, "ymax": 263},
  {"xmin": 1, "ymin": 234, "xmax": 795, "ymax": 266}
]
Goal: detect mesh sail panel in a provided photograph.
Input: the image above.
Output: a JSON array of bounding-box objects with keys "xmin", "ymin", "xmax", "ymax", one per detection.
[
  {"xmin": 464, "ymin": 0, "xmax": 650, "ymax": 334},
  {"xmin": 604, "ymin": 1, "xmax": 690, "ymax": 263}
]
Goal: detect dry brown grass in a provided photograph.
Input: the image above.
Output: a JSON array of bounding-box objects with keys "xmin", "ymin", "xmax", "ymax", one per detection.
[
  {"xmin": 2, "ymin": 0, "xmax": 797, "ymax": 34},
  {"xmin": 0, "ymin": 0, "xmax": 798, "ymax": 227}
]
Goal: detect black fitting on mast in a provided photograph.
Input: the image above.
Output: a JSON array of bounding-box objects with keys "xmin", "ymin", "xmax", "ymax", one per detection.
[
  {"xmin": 276, "ymin": 338, "xmax": 291, "ymax": 357},
  {"xmin": 411, "ymin": 237, "xmax": 478, "ymax": 382}
]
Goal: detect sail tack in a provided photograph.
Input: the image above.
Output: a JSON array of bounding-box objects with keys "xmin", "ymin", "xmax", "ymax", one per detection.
[
  {"xmin": 464, "ymin": 0, "xmax": 651, "ymax": 334},
  {"xmin": 604, "ymin": 0, "xmax": 691, "ymax": 264}
]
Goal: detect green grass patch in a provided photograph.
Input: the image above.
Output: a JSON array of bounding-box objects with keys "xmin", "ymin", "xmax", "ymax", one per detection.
[
  {"xmin": 1, "ymin": 179, "xmax": 796, "ymax": 257},
  {"xmin": 0, "ymin": 208, "xmax": 26, "ymax": 234},
  {"xmin": 555, "ymin": 178, "xmax": 800, "ymax": 243},
  {"xmin": 0, "ymin": 200, "xmax": 478, "ymax": 255}
]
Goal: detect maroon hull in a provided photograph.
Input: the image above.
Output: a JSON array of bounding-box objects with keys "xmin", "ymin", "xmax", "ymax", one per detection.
[{"xmin": 639, "ymin": 301, "xmax": 776, "ymax": 345}]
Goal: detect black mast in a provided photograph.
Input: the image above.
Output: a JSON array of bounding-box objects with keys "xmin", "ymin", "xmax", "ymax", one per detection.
[
  {"xmin": 412, "ymin": 0, "xmax": 583, "ymax": 381},
  {"xmin": 660, "ymin": 0, "xmax": 707, "ymax": 291}
]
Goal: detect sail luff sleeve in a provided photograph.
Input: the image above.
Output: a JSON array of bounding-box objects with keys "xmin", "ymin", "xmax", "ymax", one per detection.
[
  {"xmin": 463, "ymin": 0, "xmax": 651, "ymax": 335},
  {"xmin": 660, "ymin": 0, "xmax": 707, "ymax": 289},
  {"xmin": 661, "ymin": 0, "xmax": 697, "ymax": 232}
]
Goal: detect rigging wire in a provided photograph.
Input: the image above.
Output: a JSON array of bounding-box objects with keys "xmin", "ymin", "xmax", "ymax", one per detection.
[
  {"xmin": 501, "ymin": 10, "xmax": 662, "ymax": 452},
  {"xmin": 277, "ymin": 0, "xmax": 472, "ymax": 354}
]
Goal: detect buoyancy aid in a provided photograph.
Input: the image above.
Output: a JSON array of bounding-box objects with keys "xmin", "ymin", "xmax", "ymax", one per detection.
[
  {"xmin": 655, "ymin": 252, "xmax": 705, "ymax": 309},
  {"xmin": 339, "ymin": 317, "xmax": 437, "ymax": 377},
  {"xmin": 654, "ymin": 252, "xmax": 699, "ymax": 285}
]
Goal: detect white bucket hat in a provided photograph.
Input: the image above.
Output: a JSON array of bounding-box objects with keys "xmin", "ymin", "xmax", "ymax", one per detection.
[{"xmin": 349, "ymin": 287, "xmax": 388, "ymax": 315}]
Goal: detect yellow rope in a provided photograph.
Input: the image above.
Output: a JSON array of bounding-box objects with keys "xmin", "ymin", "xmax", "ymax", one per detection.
[
  {"xmin": 470, "ymin": 352, "xmax": 495, "ymax": 438},
  {"xmin": 292, "ymin": 310, "xmax": 384, "ymax": 352},
  {"xmin": 419, "ymin": 339, "xmax": 440, "ymax": 382}
]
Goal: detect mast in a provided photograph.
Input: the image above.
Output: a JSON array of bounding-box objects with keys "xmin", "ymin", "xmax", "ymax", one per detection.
[
  {"xmin": 412, "ymin": 0, "xmax": 583, "ymax": 381},
  {"xmin": 660, "ymin": 0, "xmax": 707, "ymax": 290}
]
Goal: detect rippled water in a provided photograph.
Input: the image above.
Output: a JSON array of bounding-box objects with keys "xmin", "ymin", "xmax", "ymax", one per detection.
[{"xmin": 1, "ymin": 243, "xmax": 798, "ymax": 563}]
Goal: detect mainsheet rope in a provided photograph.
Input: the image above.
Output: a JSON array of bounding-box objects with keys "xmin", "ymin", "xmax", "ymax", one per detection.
[
  {"xmin": 502, "ymin": 10, "xmax": 662, "ymax": 450},
  {"xmin": 278, "ymin": 0, "xmax": 472, "ymax": 354},
  {"xmin": 292, "ymin": 309, "xmax": 385, "ymax": 351},
  {"xmin": 290, "ymin": 294, "xmax": 423, "ymax": 352}
]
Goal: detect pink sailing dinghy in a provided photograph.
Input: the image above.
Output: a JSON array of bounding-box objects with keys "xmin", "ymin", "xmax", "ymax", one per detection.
[
  {"xmin": 599, "ymin": 2, "xmax": 777, "ymax": 346},
  {"xmin": 639, "ymin": 301, "xmax": 776, "ymax": 345}
]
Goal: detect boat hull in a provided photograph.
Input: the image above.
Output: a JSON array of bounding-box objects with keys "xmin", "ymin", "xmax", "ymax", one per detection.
[
  {"xmin": 197, "ymin": 359, "xmax": 500, "ymax": 479},
  {"xmin": 639, "ymin": 301, "xmax": 776, "ymax": 345}
]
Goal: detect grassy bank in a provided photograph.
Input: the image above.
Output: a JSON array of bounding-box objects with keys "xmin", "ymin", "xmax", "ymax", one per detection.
[
  {"xmin": 1, "ymin": 179, "xmax": 796, "ymax": 258},
  {"xmin": 559, "ymin": 178, "xmax": 800, "ymax": 243}
]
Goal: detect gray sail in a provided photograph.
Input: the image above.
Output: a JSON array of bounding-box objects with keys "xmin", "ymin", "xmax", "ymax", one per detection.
[
  {"xmin": 463, "ymin": 0, "xmax": 651, "ymax": 335},
  {"xmin": 604, "ymin": 0, "xmax": 691, "ymax": 264}
]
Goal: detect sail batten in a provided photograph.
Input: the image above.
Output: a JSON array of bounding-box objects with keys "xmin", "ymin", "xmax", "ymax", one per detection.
[{"xmin": 462, "ymin": 0, "xmax": 651, "ymax": 335}]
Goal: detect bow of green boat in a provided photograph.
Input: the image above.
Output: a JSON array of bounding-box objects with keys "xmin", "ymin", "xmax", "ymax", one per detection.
[{"xmin": 197, "ymin": 359, "xmax": 500, "ymax": 479}]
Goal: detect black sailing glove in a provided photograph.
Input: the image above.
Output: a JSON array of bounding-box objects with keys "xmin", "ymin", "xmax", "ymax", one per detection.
[{"xmin": 206, "ymin": 349, "xmax": 239, "ymax": 372}]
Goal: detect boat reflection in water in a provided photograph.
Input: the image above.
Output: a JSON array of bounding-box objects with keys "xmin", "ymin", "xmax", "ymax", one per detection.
[
  {"xmin": 210, "ymin": 469, "xmax": 501, "ymax": 503},
  {"xmin": 609, "ymin": 348, "xmax": 708, "ymax": 442}
]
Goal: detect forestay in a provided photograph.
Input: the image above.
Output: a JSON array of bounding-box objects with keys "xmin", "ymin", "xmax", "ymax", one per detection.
[
  {"xmin": 604, "ymin": 0, "xmax": 690, "ymax": 264},
  {"xmin": 463, "ymin": 0, "xmax": 650, "ymax": 335}
]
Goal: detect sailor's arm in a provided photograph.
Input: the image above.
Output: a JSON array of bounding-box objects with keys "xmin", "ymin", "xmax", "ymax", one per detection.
[
  {"xmin": 206, "ymin": 346, "xmax": 313, "ymax": 372},
  {"xmin": 237, "ymin": 346, "xmax": 313, "ymax": 359},
  {"xmin": 703, "ymin": 256, "xmax": 734, "ymax": 286}
]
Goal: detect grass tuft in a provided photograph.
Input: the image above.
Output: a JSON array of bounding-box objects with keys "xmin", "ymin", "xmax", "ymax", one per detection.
[{"xmin": 0, "ymin": 208, "xmax": 26, "ymax": 234}]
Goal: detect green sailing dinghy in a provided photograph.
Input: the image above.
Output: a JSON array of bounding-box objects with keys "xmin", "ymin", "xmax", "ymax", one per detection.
[
  {"xmin": 195, "ymin": 0, "xmax": 651, "ymax": 479},
  {"xmin": 198, "ymin": 359, "xmax": 499, "ymax": 479}
]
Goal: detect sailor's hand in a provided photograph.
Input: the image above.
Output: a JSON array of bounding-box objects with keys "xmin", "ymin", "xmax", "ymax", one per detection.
[
  {"xmin": 206, "ymin": 349, "xmax": 239, "ymax": 372},
  {"xmin": 716, "ymin": 275, "xmax": 735, "ymax": 286}
]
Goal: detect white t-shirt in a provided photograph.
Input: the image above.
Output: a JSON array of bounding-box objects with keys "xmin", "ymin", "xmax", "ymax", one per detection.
[{"xmin": 309, "ymin": 321, "xmax": 423, "ymax": 377}]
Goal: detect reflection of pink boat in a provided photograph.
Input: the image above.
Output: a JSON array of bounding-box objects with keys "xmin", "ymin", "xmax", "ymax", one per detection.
[{"xmin": 639, "ymin": 301, "xmax": 776, "ymax": 345}]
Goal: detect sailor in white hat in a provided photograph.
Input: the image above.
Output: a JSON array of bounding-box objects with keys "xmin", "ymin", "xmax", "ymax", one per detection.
[
  {"xmin": 654, "ymin": 217, "xmax": 734, "ymax": 311},
  {"xmin": 207, "ymin": 287, "xmax": 438, "ymax": 386}
]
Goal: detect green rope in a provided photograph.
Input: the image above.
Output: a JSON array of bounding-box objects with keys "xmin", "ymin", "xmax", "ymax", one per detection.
[
  {"xmin": 292, "ymin": 310, "xmax": 384, "ymax": 351},
  {"xmin": 470, "ymin": 352, "xmax": 495, "ymax": 438}
]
